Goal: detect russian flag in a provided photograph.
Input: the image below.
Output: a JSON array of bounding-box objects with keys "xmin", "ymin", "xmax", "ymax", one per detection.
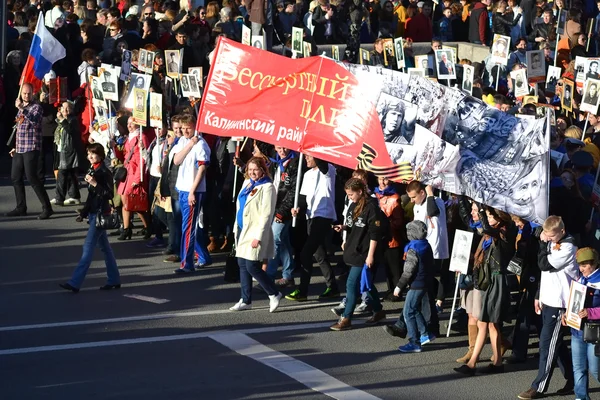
[{"xmin": 21, "ymin": 13, "xmax": 66, "ymax": 93}]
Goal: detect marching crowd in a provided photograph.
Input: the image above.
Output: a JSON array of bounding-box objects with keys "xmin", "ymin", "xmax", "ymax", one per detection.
[{"xmin": 5, "ymin": 0, "xmax": 600, "ymax": 399}]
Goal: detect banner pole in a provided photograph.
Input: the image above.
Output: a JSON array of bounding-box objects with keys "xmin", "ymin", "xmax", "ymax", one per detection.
[
  {"xmin": 108, "ymin": 101, "xmax": 112, "ymax": 138},
  {"xmin": 232, "ymin": 139, "xmax": 240, "ymax": 203},
  {"xmin": 446, "ymin": 272, "xmax": 461, "ymax": 338},
  {"xmin": 494, "ymin": 66, "xmax": 500, "ymax": 91},
  {"xmin": 292, "ymin": 153, "xmax": 304, "ymax": 228},
  {"xmin": 590, "ymin": 161, "xmax": 600, "ymax": 222},
  {"xmin": 582, "ymin": 113, "xmax": 589, "ymax": 141},
  {"xmin": 139, "ymin": 125, "xmax": 144, "ymax": 184},
  {"xmin": 554, "ymin": 37, "xmax": 559, "ymax": 67}
]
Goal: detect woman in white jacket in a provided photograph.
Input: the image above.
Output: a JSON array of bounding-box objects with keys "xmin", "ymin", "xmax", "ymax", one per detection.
[{"xmin": 230, "ymin": 157, "xmax": 283, "ymax": 312}]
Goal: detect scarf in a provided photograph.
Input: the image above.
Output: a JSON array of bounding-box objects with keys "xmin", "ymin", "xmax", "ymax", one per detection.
[
  {"xmin": 268, "ymin": 151, "xmax": 296, "ymax": 171},
  {"xmin": 236, "ymin": 176, "xmax": 272, "ymax": 230},
  {"xmin": 469, "ymin": 220, "xmax": 482, "ymax": 230},
  {"xmin": 374, "ymin": 186, "xmax": 396, "ymax": 196},
  {"xmin": 360, "ymin": 264, "xmax": 373, "ymax": 294},
  {"xmin": 92, "ymin": 162, "xmax": 102, "ymax": 170},
  {"xmin": 474, "ymin": 234, "xmax": 492, "ymax": 268}
]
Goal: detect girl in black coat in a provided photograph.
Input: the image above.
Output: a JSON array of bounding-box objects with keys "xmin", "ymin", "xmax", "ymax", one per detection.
[
  {"xmin": 492, "ymin": 1, "xmax": 521, "ymax": 37},
  {"xmin": 59, "ymin": 144, "xmax": 121, "ymax": 293}
]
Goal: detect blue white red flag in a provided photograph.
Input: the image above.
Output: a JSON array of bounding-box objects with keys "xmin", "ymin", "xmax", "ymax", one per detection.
[{"xmin": 21, "ymin": 13, "xmax": 66, "ymax": 92}]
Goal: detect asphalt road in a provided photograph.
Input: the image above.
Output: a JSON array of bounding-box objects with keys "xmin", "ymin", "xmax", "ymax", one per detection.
[{"xmin": 1, "ymin": 181, "xmax": 599, "ymax": 400}]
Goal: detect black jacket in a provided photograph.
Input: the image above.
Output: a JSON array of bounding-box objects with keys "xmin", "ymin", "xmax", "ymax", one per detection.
[
  {"xmin": 57, "ymin": 115, "xmax": 83, "ymax": 170},
  {"xmin": 81, "ymin": 163, "xmax": 114, "ymax": 218},
  {"xmin": 492, "ymin": 11, "xmax": 520, "ymax": 37},
  {"xmin": 312, "ymin": 5, "xmax": 339, "ymax": 44},
  {"xmin": 343, "ymin": 198, "xmax": 386, "ymax": 267},
  {"xmin": 270, "ymin": 155, "xmax": 302, "ymax": 221},
  {"xmin": 528, "ymin": 22, "xmax": 554, "ymax": 49}
]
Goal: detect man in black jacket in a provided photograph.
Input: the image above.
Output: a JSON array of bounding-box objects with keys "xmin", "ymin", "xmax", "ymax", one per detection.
[
  {"xmin": 528, "ymin": 10, "xmax": 555, "ymax": 49},
  {"xmin": 266, "ymin": 146, "xmax": 302, "ymax": 287},
  {"xmin": 312, "ymin": 0, "xmax": 339, "ymax": 44}
]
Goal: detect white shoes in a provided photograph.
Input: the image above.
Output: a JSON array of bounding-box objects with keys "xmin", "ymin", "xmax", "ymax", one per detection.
[
  {"xmin": 269, "ymin": 292, "xmax": 282, "ymax": 313},
  {"xmin": 229, "ymin": 294, "xmax": 282, "ymax": 312},
  {"xmin": 64, "ymin": 198, "xmax": 80, "ymax": 205},
  {"xmin": 229, "ymin": 299, "xmax": 252, "ymax": 311}
]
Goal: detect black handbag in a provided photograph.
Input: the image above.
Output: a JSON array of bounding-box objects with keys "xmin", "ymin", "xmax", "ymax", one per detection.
[
  {"xmin": 113, "ymin": 166, "xmax": 127, "ymax": 182},
  {"xmin": 584, "ymin": 321, "xmax": 600, "ymax": 344},
  {"xmin": 223, "ymin": 244, "xmax": 240, "ymax": 283},
  {"xmin": 459, "ymin": 274, "xmax": 474, "ymax": 290},
  {"xmin": 507, "ymin": 256, "xmax": 523, "ymax": 276},
  {"xmin": 113, "ymin": 145, "xmax": 136, "ymax": 183},
  {"xmin": 95, "ymin": 202, "xmax": 121, "ymax": 230}
]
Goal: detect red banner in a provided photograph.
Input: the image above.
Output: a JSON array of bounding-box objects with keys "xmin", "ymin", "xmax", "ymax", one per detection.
[{"xmin": 197, "ymin": 38, "xmax": 412, "ymax": 181}]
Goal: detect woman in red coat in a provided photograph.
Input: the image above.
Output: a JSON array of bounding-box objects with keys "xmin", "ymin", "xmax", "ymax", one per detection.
[{"xmin": 117, "ymin": 117, "xmax": 154, "ymax": 240}]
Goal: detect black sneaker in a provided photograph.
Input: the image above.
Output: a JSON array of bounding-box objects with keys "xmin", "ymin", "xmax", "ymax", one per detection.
[
  {"xmin": 37, "ymin": 209, "xmax": 54, "ymax": 220},
  {"xmin": 59, "ymin": 283, "xmax": 79, "ymax": 293},
  {"xmin": 383, "ymin": 324, "xmax": 407, "ymax": 338},
  {"xmin": 5, "ymin": 208, "xmax": 27, "ymax": 217},
  {"xmin": 174, "ymin": 268, "xmax": 194, "ymax": 274},
  {"xmin": 555, "ymin": 382, "xmax": 574, "ymax": 396},
  {"xmin": 319, "ymin": 287, "xmax": 340, "ymax": 298}
]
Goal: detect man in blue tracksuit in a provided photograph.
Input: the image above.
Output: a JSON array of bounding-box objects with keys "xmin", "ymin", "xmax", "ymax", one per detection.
[{"xmin": 170, "ymin": 115, "xmax": 211, "ymax": 273}]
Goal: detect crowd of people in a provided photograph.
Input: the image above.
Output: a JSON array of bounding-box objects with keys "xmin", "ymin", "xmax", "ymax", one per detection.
[{"xmin": 4, "ymin": 0, "xmax": 600, "ymax": 399}]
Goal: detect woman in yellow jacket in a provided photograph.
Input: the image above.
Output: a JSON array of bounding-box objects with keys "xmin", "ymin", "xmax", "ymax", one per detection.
[{"xmin": 230, "ymin": 156, "xmax": 283, "ymax": 313}]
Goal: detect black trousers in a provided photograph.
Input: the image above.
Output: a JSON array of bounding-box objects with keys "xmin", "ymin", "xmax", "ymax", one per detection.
[
  {"xmin": 55, "ymin": 168, "xmax": 80, "ymax": 201},
  {"xmin": 11, "ymin": 150, "xmax": 51, "ymax": 212},
  {"xmin": 384, "ymin": 246, "xmax": 403, "ymax": 293},
  {"xmin": 298, "ymin": 217, "xmax": 338, "ymax": 295}
]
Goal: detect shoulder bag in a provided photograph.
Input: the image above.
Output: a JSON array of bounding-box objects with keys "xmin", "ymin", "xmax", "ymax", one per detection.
[
  {"xmin": 95, "ymin": 201, "xmax": 121, "ymax": 230},
  {"xmin": 584, "ymin": 321, "xmax": 600, "ymax": 344},
  {"xmin": 113, "ymin": 142, "xmax": 136, "ymax": 183},
  {"xmin": 507, "ymin": 256, "xmax": 523, "ymax": 276}
]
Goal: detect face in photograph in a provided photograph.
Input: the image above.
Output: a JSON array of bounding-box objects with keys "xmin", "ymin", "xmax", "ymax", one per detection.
[
  {"xmin": 134, "ymin": 76, "xmax": 145, "ymax": 88},
  {"xmin": 531, "ymin": 53, "xmax": 542, "ymax": 70},
  {"xmin": 253, "ymin": 40, "xmax": 263, "ymax": 49},
  {"xmin": 493, "ymin": 37, "xmax": 508, "ymax": 58},
  {"xmin": 146, "ymin": 52, "xmax": 153, "ymax": 69},
  {"xmin": 181, "ymin": 75, "xmax": 190, "ymax": 91},
  {"xmin": 189, "ymin": 76, "xmax": 198, "ymax": 93},
  {"xmin": 457, "ymin": 97, "xmax": 482, "ymax": 120},
  {"xmin": 293, "ymin": 31, "xmax": 302, "ymax": 51},
  {"xmin": 584, "ymin": 82, "xmax": 599, "ymax": 105},
  {"xmin": 167, "ymin": 51, "xmax": 179, "ymax": 73},
  {"xmin": 588, "ymin": 61, "xmax": 599, "ymax": 79}
]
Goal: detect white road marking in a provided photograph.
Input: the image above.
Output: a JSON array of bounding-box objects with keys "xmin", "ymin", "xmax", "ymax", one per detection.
[
  {"xmin": 0, "ymin": 301, "xmax": 339, "ymax": 332},
  {"xmin": 210, "ymin": 332, "xmax": 381, "ymax": 400},
  {"xmin": 123, "ymin": 294, "xmax": 170, "ymax": 304},
  {"xmin": 0, "ymin": 322, "xmax": 334, "ymax": 356},
  {"xmin": 35, "ymin": 380, "xmax": 93, "ymax": 388}
]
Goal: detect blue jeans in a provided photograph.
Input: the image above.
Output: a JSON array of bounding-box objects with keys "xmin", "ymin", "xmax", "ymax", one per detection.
[
  {"xmin": 68, "ymin": 213, "xmax": 120, "ymax": 289},
  {"xmin": 343, "ymin": 265, "xmax": 382, "ymax": 319},
  {"xmin": 238, "ymin": 258, "xmax": 279, "ymax": 304},
  {"xmin": 267, "ymin": 219, "xmax": 294, "ymax": 280},
  {"xmin": 572, "ymin": 333, "xmax": 600, "ymax": 399},
  {"xmin": 395, "ymin": 291, "xmax": 431, "ymax": 331},
  {"xmin": 404, "ymin": 289, "xmax": 429, "ymax": 343}
]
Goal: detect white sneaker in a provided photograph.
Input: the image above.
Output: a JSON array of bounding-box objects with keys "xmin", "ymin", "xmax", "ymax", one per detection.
[
  {"xmin": 229, "ymin": 299, "xmax": 252, "ymax": 311},
  {"xmin": 50, "ymin": 198, "xmax": 58, "ymax": 205},
  {"xmin": 269, "ymin": 292, "xmax": 282, "ymax": 313},
  {"xmin": 64, "ymin": 198, "xmax": 81, "ymax": 205}
]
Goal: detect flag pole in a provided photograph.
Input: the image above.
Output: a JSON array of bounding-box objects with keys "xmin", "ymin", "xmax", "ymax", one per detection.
[
  {"xmin": 232, "ymin": 139, "xmax": 240, "ymax": 202},
  {"xmin": 292, "ymin": 153, "xmax": 304, "ymax": 228},
  {"xmin": 582, "ymin": 113, "xmax": 590, "ymax": 141},
  {"xmin": 446, "ymin": 272, "xmax": 461, "ymax": 338}
]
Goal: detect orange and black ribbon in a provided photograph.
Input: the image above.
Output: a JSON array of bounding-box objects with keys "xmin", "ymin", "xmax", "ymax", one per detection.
[{"xmin": 356, "ymin": 143, "xmax": 413, "ymax": 182}]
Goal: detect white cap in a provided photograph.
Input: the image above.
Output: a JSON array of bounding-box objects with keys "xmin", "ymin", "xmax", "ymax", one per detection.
[
  {"xmin": 44, "ymin": 70, "xmax": 56, "ymax": 82},
  {"xmin": 417, "ymin": 1, "xmax": 424, "ymax": 6}
]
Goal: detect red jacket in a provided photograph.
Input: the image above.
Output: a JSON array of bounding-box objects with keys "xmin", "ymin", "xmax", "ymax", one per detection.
[{"xmin": 405, "ymin": 13, "xmax": 433, "ymax": 43}]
